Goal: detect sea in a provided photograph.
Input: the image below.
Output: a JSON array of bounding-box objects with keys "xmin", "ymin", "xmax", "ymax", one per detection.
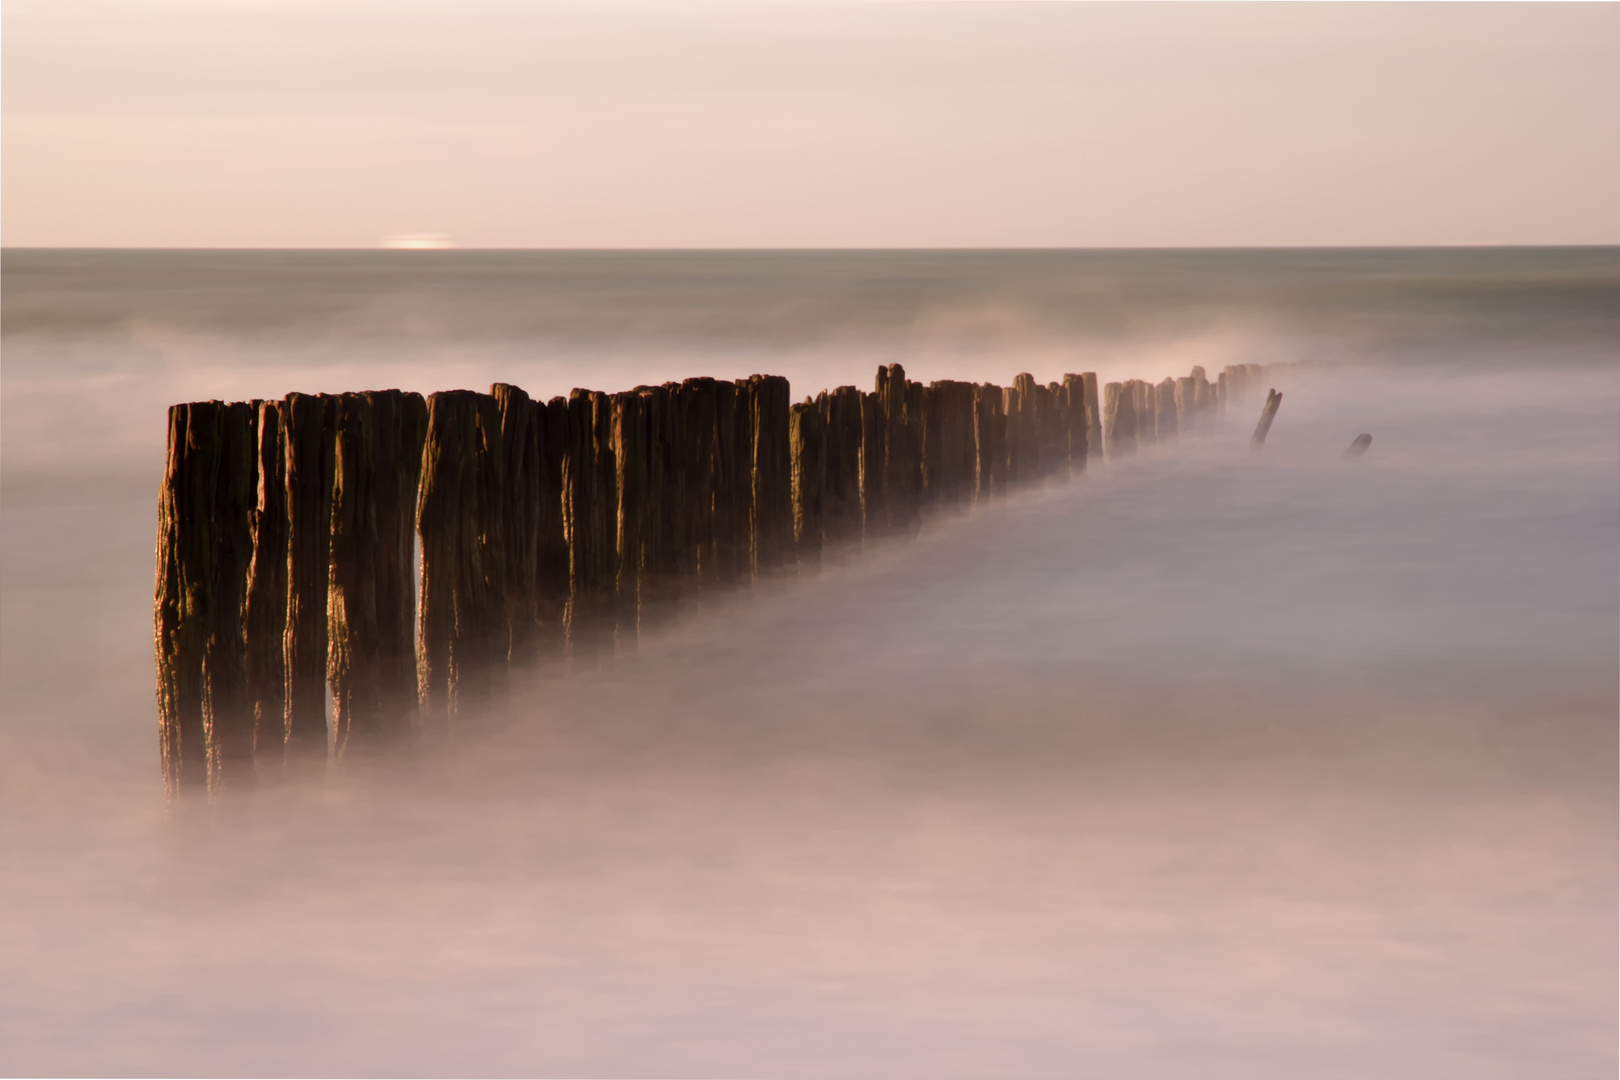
[{"xmin": 2, "ymin": 248, "xmax": 1617, "ymax": 1078}]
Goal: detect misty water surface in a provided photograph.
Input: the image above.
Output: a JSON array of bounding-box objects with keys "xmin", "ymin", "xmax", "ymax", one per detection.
[{"xmin": 2, "ymin": 250, "xmax": 1616, "ymax": 1078}]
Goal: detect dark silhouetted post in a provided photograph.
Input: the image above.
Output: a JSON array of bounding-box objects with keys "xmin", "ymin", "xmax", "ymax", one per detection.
[
  {"xmin": 416, "ymin": 391, "xmax": 481, "ymax": 733},
  {"xmin": 328, "ymin": 393, "xmax": 379, "ymax": 760},
  {"xmin": 244, "ymin": 400, "xmax": 288, "ymax": 766},
  {"xmin": 821, "ymin": 385, "xmax": 863, "ymax": 546},
  {"xmin": 283, "ymin": 392, "xmax": 335, "ymax": 764},
  {"xmin": 791, "ymin": 397, "xmax": 825, "ymax": 567},
  {"xmin": 372, "ymin": 390, "xmax": 427, "ymax": 737},
  {"xmin": 536, "ymin": 397, "xmax": 570, "ymax": 655},
  {"xmin": 751, "ymin": 374, "xmax": 793, "ymax": 572},
  {"xmin": 613, "ymin": 390, "xmax": 648, "ymax": 642}
]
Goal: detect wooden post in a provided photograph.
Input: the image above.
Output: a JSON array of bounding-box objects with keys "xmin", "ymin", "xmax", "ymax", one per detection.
[
  {"xmin": 1192, "ymin": 366, "xmax": 1215, "ymax": 422},
  {"xmin": 416, "ymin": 391, "xmax": 482, "ymax": 732},
  {"xmin": 612, "ymin": 390, "xmax": 648, "ymax": 643},
  {"xmin": 370, "ymin": 390, "xmax": 426, "ymax": 737},
  {"xmin": 157, "ymin": 403, "xmax": 220, "ymax": 798},
  {"xmin": 203, "ymin": 401, "xmax": 257, "ymax": 792},
  {"xmin": 637, "ymin": 384, "xmax": 680, "ymax": 621},
  {"xmin": 711, "ymin": 380, "xmax": 743, "ymax": 589},
  {"xmin": 751, "ymin": 374, "xmax": 793, "ymax": 572},
  {"xmin": 282, "ymin": 392, "xmax": 335, "ymax": 763},
  {"xmin": 492, "ymin": 384, "xmax": 539, "ymax": 669},
  {"xmin": 328, "ymin": 393, "xmax": 379, "ymax": 760},
  {"xmin": 245, "ymin": 400, "xmax": 288, "ymax": 766},
  {"xmin": 1061, "ymin": 374, "xmax": 1088, "ymax": 475},
  {"xmin": 1131, "ymin": 381, "xmax": 1156, "ymax": 446},
  {"xmin": 917, "ymin": 383, "xmax": 943, "ymax": 510},
  {"xmin": 678, "ymin": 378, "xmax": 718, "ymax": 590},
  {"xmin": 536, "ymin": 396, "xmax": 571, "ymax": 657},
  {"xmin": 732, "ymin": 378, "xmax": 759, "ymax": 574},
  {"xmin": 564, "ymin": 389, "xmax": 617, "ymax": 657},
  {"xmin": 821, "ymin": 385, "xmax": 863, "ymax": 546},
  {"xmin": 1175, "ymin": 376, "xmax": 1197, "ymax": 435},
  {"xmin": 790, "ymin": 397, "xmax": 825, "ymax": 568},
  {"xmin": 972, "ymin": 384, "xmax": 999, "ymax": 500},
  {"xmin": 1004, "ymin": 376, "xmax": 1032, "ymax": 485},
  {"xmin": 876, "ymin": 365, "xmax": 917, "ymax": 534},
  {"xmin": 472, "ymin": 393, "xmax": 508, "ymax": 692},
  {"xmin": 1081, "ymin": 372, "xmax": 1102, "ymax": 460},
  {"xmin": 1252, "ymin": 389, "xmax": 1283, "ymax": 450},
  {"xmin": 1104, "ymin": 381, "xmax": 1136, "ymax": 458},
  {"xmin": 1155, "ymin": 378, "xmax": 1179, "ymax": 443},
  {"xmin": 859, "ymin": 388, "xmax": 886, "ymax": 535}
]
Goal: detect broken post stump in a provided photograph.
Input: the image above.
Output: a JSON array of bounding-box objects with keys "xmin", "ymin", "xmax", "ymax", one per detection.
[{"xmin": 1252, "ymin": 389, "xmax": 1283, "ymax": 450}]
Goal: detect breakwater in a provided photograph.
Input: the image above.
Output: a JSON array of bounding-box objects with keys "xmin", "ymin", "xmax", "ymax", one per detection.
[{"xmin": 155, "ymin": 362, "xmax": 1268, "ymax": 797}]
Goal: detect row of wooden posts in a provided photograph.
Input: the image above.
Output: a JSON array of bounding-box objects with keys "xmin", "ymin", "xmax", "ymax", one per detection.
[{"xmin": 156, "ymin": 361, "xmax": 1263, "ymax": 797}]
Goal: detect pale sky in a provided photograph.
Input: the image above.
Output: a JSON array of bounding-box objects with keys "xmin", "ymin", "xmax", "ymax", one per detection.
[{"xmin": 4, "ymin": 1, "xmax": 1617, "ymax": 248}]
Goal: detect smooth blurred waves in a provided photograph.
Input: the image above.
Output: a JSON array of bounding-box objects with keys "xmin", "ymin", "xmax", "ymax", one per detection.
[{"xmin": 2, "ymin": 249, "xmax": 1617, "ymax": 1078}]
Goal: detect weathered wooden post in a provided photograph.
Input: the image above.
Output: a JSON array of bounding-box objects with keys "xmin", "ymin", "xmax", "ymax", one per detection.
[
  {"xmin": 752, "ymin": 374, "xmax": 794, "ymax": 571},
  {"xmin": 416, "ymin": 391, "xmax": 482, "ymax": 732},
  {"xmin": 1081, "ymin": 372, "xmax": 1102, "ymax": 460},
  {"xmin": 536, "ymin": 396, "xmax": 570, "ymax": 656},
  {"xmin": 327, "ymin": 393, "xmax": 379, "ymax": 759},
  {"xmin": 245, "ymin": 400, "xmax": 288, "ymax": 765},
  {"xmin": 976, "ymin": 382, "xmax": 1007, "ymax": 497},
  {"xmin": 875, "ymin": 365, "xmax": 920, "ymax": 534},
  {"xmin": 732, "ymin": 377, "xmax": 760, "ymax": 573},
  {"xmin": 1061, "ymin": 374, "xmax": 1088, "ymax": 474},
  {"xmin": 1175, "ymin": 376, "xmax": 1197, "ymax": 435},
  {"xmin": 203, "ymin": 402, "xmax": 258, "ymax": 791},
  {"xmin": 859, "ymin": 388, "xmax": 886, "ymax": 534},
  {"xmin": 678, "ymin": 378, "xmax": 719, "ymax": 590},
  {"xmin": 492, "ymin": 384, "xmax": 539, "ymax": 668},
  {"xmin": 612, "ymin": 389, "xmax": 648, "ymax": 642},
  {"xmin": 1038, "ymin": 381, "xmax": 1064, "ymax": 479},
  {"xmin": 917, "ymin": 383, "xmax": 943, "ymax": 511},
  {"xmin": 821, "ymin": 385, "xmax": 863, "ymax": 546},
  {"xmin": 790, "ymin": 396, "xmax": 825, "ymax": 568},
  {"xmin": 636, "ymin": 384, "xmax": 679, "ymax": 621},
  {"xmin": 1104, "ymin": 381, "xmax": 1136, "ymax": 458},
  {"xmin": 1131, "ymin": 381, "xmax": 1156, "ymax": 446},
  {"xmin": 1004, "ymin": 375, "xmax": 1032, "ymax": 485},
  {"xmin": 157, "ymin": 404, "xmax": 219, "ymax": 797},
  {"xmin": 1191, "ymin": 366, "xmax": 1215, "ymax": 423},
  {"xmin": 1252, "ymin": 389, "xmax": 1283, "ymax": 450},
  {"xmin": 564, "ymin": 389, "xmax": 617, "ymax": 657},
  {"xmin": 371, "ymin": 390, "xmax": 427, "ymax": 735},
  {"xmin": 1155, "ymin": 378, "xmax": 1179, "ymax": 444},
  {"xmin": 283, "ymin": 392, "xmax": 335, "ymax": 763},
  {"xmin": 472, "ymin": 393, "xmax": 508, "ymax": 690},
  {"xmin": 711, "ymin": 380, "xmax": 743, "ymax": 589}
]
